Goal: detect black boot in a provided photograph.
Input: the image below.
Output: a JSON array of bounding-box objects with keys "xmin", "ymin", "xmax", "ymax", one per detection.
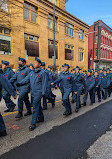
[
  {"xmin": 52, "ymin": 99, "xmax": 55, "ymax": 108},
  {"xmin": 82, "ymin": 102, "xmax": 86, "ymax": 106},
  {"xmin": 42, "ymin": 107, "xmax": 47, "ymax": 110},
  {"xmin": 4, "ymin": 108, "xmax": 10, "ymax": 113},
  {"xmin": 0, "ymin": 130, "xmax": 7, "ymax": 137},
  {"xmin": 24, "ymin": 110, "xmax": 32, "ymax": 116},
  {"xmin": 75, "ymin": 109, "xmax": 79, "ymax": 113},
  {"xmin": 29, "ymin": 124, "xmax": 36, "ymax": 131},
  {"xmin": 37, "ymin": 119, "xmax": 44, "ymax": 123},
  {"xmin": 15, "ymin": 112, "xmax": 23, "ymax": 118}
]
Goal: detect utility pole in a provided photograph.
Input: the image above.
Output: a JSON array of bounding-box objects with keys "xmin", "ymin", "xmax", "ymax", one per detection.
[{"xmin": 53, "ymin": 0, "xmax": 56, "ymax": 71}]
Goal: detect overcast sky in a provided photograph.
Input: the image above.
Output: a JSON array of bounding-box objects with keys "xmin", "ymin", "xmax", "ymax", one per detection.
[{"xmin": 65, "ymin": 0, "xmax": 112, "ymax": 28}]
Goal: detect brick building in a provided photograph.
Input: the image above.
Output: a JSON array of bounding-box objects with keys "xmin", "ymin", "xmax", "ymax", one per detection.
[
  {"xmin": 0, "ymin": 0, "xmax": 89, "ymax": 70},
  {"xmin": 88, "ymin": 20, "xmax": 112, "ymax": 69}
]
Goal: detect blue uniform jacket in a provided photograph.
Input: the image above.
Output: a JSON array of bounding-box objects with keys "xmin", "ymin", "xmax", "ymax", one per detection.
[
  {"xmin": 53, "ymin": 72, "xmax": 73, "ymax": 91},
  {"xmin": 10, "ymin": 65, "xmax": 31, "ymax": 93},
  {"xmin": 0, "ymin": 73, "xmax": 16, "ymax": 101},
  {"xmin": 100, "ymin": 74, "xmax": 110, "ymax": 89},
  {"xmin": 72, "ymin": 73, "xmax": 85, "ymax": 92},
  {"xmin": 84, "ymin": 75, "xmax": 95, "ymax": 91},
  {"xmin": 18, "ymin": 68, "xmax": 47, "ymax": 97},
  {"xmin": 94, "ymin": 76, "xmax": 101, "ymax": 87}
]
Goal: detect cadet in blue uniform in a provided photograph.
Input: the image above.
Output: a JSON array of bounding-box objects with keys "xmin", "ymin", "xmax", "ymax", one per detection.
[
  {"xmin": 1, "ymin": 60, "xmax": 16, "ymax": 112},
  {"xmin": 107, "ymin": 69, "xmax": 112, "ymax": 97},
  {"xmin": 59, "ymin": 65, "xmax": 64, "ymax": 100},
  {"xmin": 0, "ymin": 69, "xmax": 17, "ymax": 137},
  {"xmin": 93, "ymin": 70, "xmax": 101, "ymax": 103},
  {"xmin": 82, "ymin": 69, "xmax": 95, "ymax": 106},
  {"xmin": 51, "ymin": 63, "xmax": 73, "ymax": 116},
  {"xmin": 72, "ymin": 66, "xmax": 85, "ymax": 112},
  {"xmin": 17, "ymin": 57, "xmax": 47, "ymax": 131},
  {"xmin": 99, "ymin": 69, "xmax": 103, "ymax": 77},
  {"xmin": 10, "ymin": 57, "xmax": 31, "ymax": 118},
  {"xmin": 71, "ymin": 68, "xmax": 77, "ymax": 103},
  {"xmin": 100, "ymin": 69, "xmax": 110, "ymax": 100}
]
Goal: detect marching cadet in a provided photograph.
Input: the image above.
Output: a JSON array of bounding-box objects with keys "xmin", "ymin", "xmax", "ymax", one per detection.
[
  {"xmin": 10, "ymin": 57, "xmax": 32, "ymax": 118},
  {"xmin": 51, "ymin": 63, "xmax": 73, "ymax": 116},
  {"xmin": 99, "ymin": 69, "xmax": 103, "ymax": 77},
  {"xmin": 83, "ymin": 70, "xmax": 87, "ymax": 78},
  {"xmin": 0, "ymin": 69, "xmax": 17, "ymax": 137},
  {"xmin": 107, "ymin": 68, "xmax": 112, "ymax": 97},
  {"xmin": 79, "ymin": 68, "xmax": 83, "ymax": 76},
  {"xmin": 72, "ymin": 66, "xmax": 85, "ymax": 113},
  {"xmin": 1, "ymin": 60, "xmax": 16, "ymax": 112},
  {"xmin": 59, "ymin": 65, "xmax": 64, "ymax": 100},
  {"xmin": 100, "ymin": 69, "xmax": 110, "ymax": 100},
  {"xmin": 30, "ymin": 63, "xmax": 34, "ymax": 70},
  {"xmin": 41, "ymin": 64, "xmax": 56, "ymax": 110},
  {"xmin": 16, "ymin": 57, "xmax": 47, "ymax": 131},
  {"xmin": 82, "ymin": 69, "xmax": 95, "ymax": 106},
  {"xmin": 71, "ymin": 68, "xmax": 76, "ymax": 103},
  {"xmin": 93, "ymin": 70, "xmax": 101, "ymax": 103}
]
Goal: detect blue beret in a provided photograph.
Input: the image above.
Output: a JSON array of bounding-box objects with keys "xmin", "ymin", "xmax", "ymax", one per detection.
[
  {"xmin": 48, "ymin": 66, "xmax": 52, "ymax": 69},
  {"xmin": 76, "ymin": 66, "xmax": 79, "ymax": 69},
  {"xmin": 73, "ymin": 68, "xmax": 76, "ymax": 71},
  {"xmin": 30, "ymin": 63, "xmax": 33, "ymax": 67},
  {"xmin": 35, "ymin": 57, "xmax": 41, "ymax": 63},
  {"xmin": 62, "ymin": 65, "xmax": 64, "ymax": 68},
  {"xmin": 2, "ymin": 60, "xmax": 9, "ymax": 65},
  {"xmin": 18, "ymin": 57, "xmax": 26, "ymax": 63},
  {"xmin": 92, "ymin": 69, "xmax": 94, "ymax": 71},
  {"xmin": 41, "ymin": 62, "xmax": 46, "ymax": 66},
  {"xmin": 104, "ymin": 69, "xmax": 107, "ymax": 72},
  {"xmin": 88, "ymin": 69, "xmax": 92, "ymax": 73},
  {"xmin": 64, "ymin": 63, "xmax": 70, "ymax": 68}
]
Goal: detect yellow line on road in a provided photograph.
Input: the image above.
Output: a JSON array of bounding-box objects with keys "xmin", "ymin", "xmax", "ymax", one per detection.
[{"xmin": 2, "ymin": 99, "xmax": 62, "ymax": 117}]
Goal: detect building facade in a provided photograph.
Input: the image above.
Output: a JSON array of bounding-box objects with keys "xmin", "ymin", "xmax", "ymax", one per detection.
[
  {"xmin": 88, "ymin": 20, "xmax": 112, "ymax": 69},
  {"xmin": 0, "ymin": 0, "xmax": 89, "ymax": 70}
]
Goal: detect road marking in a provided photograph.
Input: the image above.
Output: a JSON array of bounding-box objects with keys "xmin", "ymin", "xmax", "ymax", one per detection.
[{"xmin": 2, "ymin": 99, "xmax": 62, "ymax": 117}]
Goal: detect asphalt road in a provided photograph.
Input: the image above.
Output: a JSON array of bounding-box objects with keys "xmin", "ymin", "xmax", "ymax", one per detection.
[{"xmin": 1, "ymin": 100, "xmax": 112, "ymax": 159}]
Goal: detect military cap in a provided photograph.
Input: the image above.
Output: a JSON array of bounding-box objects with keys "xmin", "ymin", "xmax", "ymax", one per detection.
[
  {"xmin": 79, "ymin": 68, "xmax": 82, "ymax": 70},
  {"xmin": 64, "ymin": 63, "xmax": 70, "ymax": 68},
  {"xmin": 91, "ymin": 69, "xmax": 94, "ymax": 71},
  {"xmin": 95, "ymin": 70, "xmax": 99, "ymax": 73},
  {"xmin": 18, "ymin": 57, "xmax": 26, "ymax": 63},
  {"xmin": 83, "ymin": 70, "xmax": 87, "ymax": 72},
  {"xmin": 62, "ymin": 65, "xmax": 64, "ymax": 68},
  {"xmin": 35, "ymin": 57, "xmax": 41, "ymax": 63},
  {"xmin": 88, "ymin": 69, "xmax": 92, "ymax": 73},
  {"xmin": 48, "ymin": 66, "xmax": 52, "ymax": 69},
  {"xmin": 73, "ymin": 68, "xmax": 76, "ymax": 71},
  {"xmin": 76, "ymin": 66, "xmax": 79, "ymax": 69},
  {"xmin": 30, "ymin": 63, "xmax": 33, "ymax": 67},
  {"xmin": 41, "ymin": 62, "xmax": 46, "ymax": 66},
  {"xmin": 1, "ymin": 60, "xmax": 9, "ymax": 65}
]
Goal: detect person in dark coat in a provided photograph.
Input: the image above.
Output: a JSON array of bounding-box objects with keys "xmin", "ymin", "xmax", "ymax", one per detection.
[{"xmin": 2, "ymin": 60, "xmax": 16, "ymax": 112}]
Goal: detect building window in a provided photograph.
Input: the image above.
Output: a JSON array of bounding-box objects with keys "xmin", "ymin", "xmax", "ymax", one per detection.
[
  {"xmin": 0, "ymin": 27, "xmax": 11, "ymax": 55},
  {"xmin": 0, "ymin": 0, "xmax": 8, "ymax": 12},
  {"xmin": 48, "ymin": 14, "xmax": 57, "ymax": 31},
  {"xmin": 48, "ymin": 40, "xmax": 58, "ymax": 59},
  {"xmin": 78, "ymin": 48, "xmax": 84, "ymax": 62},
  {"xmin": 48, "ymin": 0, "xmax": 57, "ymax": 5},
  {"xmin": 65, "ymin": 23, "xmax": 74, "ymax": 36},
  {"xmin": 23, "ymin": 2, "xmax": 37, "ymax": 22},
  {"xmin": 79, "ymin": 29, "xmax": 84, "ymax": 40},
  {"xmin": 65, "ymin": 44, "xmax": 74, "ymax": 60},
  {"xmin": 24, "ymin": 33, "xmax": 39, "ymax": 57}
]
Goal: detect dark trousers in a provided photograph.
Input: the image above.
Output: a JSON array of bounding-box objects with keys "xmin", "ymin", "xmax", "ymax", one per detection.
[
  {"xmin": 62, "ymin": 88, "xmax": 72, "ymax": 112},
  {"xmin": 3, "ymin": 91, "xmax": 16, "ymax": 109},
  {"xmin": 31, "ymin": 95, "xmax": 44, "ymax": 125},
  {"xmin": 84, "ymin": 89, "xmax": 94, "ymax": 104},
  {"xmin": 18, "ymin": 92, "xmax": 31, "ymax": 113},
  {"xmin": 0, "ymin": 113, "xmax": 6, "ymax": 132},
  {"xmin": 93, "ymin": 87, "xmax": 101, "ymax": 103},
  {"xmin": 101, "ymin": 88, "xmax": 108, "ymax": 99}
]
